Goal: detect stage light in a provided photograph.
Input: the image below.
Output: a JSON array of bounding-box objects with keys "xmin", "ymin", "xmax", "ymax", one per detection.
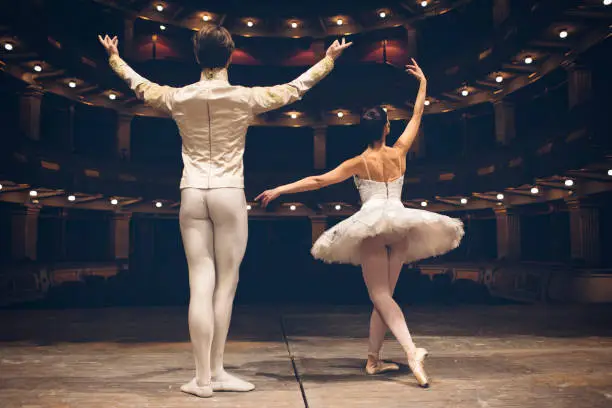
[
  {"xmin": 110, "ymin": 198, "xmax": 119, "ymax": 205},
  {"xmin": 202, "ymin": 14, "xmax": 210, "ymax": 22},
  {"xmin": 289, "ymin": 205, "xmax": 297, "ymax": 211},
  {"xmin": 461, "ymin": 89, "xmax": 469, "ymax": 97},
  {"xmin": 564, "ymin": 179, "xmax": 574, "ymax": 187},
  {"xmin": 424, "ymin": 99, "xmax": 431, "ymax": 106},
  {"xmin": 160, "ymin": 25, "xmax": 166, "ymax": 31},
  {"xmin": 496, "ymin": 193, "xmax": 504, "ymax": 200},
  {"xmin": 30, "ymin": 190, "xmax": 38, "ymax": 197},
  {"xmin": 421, "ymin": 1, "xmax": 428, "ymax": 7},
  {"xmin": 4, "ymin": 43, "xmax": 13, "ymax": 51},
  {"xmin": 68, "ymin": 81, "xmax": 77, "ymax": 88},
  {"xmin": 495, "ymin": 75, "xmax": 504, "ymax": 83},
  {"xmin": 246, "ymin": 205, "xmax": 252, "ymax": 210},
  {"xmin": 291, "ymin": 22, "xmax": 298, "ymax": 28},
  {"xmin": 460, "ymin": 198, "xmax": 468, "ymax": 204},
  {"xmin": 247, "ymin": 20, "xmax": 254, "ymax": 27},
  {"xmin": 379, "ymin": 11, "xmax": 387, "ymax": 18},
  {"xmin": 33, "ymin": 64, "xmax": 43, "ymax": 72},
  {"xmin": 530, "ymin": 187, "xmax": 539, "ymax": 194},
  {"xmin": 604, "ymin": 0, "xmax": 611, "ymax": 6},
  {"xmin": 524, "ymin": 56, "xmax": 533, "ymax": 64},
  {"xmin": 108, "ymin": 93, "xmax": 117, "ymax": 100},
  {"xmin": 337, "ymin": 111, "xmax": 344, "ymax": 118},
  {"xmin": 335, "ymin": 205, "xmax": 342, "ymax": 210},
  {"xmin": 336, "ymin": 19, "xmax": 343, "ymax": 26},
  {"xmin": 559, "ymin": 30, "xmax": 568, "ymax": 39},
  {"xmin": 290, "ymin": 113, "xmax": 297, "ymax": 119},
  {"xmin": 155, "ymin": 201, "xmax": 163, "ymax": 208},
  {"xmin": 68, "ymin": 195, "xmax": 76, "ymax": 202}
]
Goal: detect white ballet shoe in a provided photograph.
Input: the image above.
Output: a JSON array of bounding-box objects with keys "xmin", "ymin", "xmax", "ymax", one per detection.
[
  {"xmin": 365, "ymin": 353, "xmax": 400, "ymax": 375},
  {"xmin": 180, "ymin": 378, "xmax": 213, "ymax": 398},
  {"xmin": 406, "ymin": 347, "xmax": 430, "ymax": 388},
  {"xmin": 211, "ymin": 371, "xmax": 255, "ymax": 392}
]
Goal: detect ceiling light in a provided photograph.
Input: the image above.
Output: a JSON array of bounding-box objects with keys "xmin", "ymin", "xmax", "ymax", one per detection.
[
  {"xmin": 337, "ymin": 111, "xmax": 344, "ymax": 118},
  {"xmin": 29, "ymin": 190, "xmax": 38, "ymax": 197},
  {"xmin": 68, "ymin": 81, "xmax": 77, "ymax": 88},
  {"xmin": 495, "ymin": 75, "xmax": 504, "ymax": 83},
  {"xmin": 530, "ymin": 187, "xmax": 539, "ymax": 194},
  {"xmin": 3, "ymin": 43, "xmax": 13, "ymax": 51},
  {"xmin": 290, "ymin": 113, "xmax": 297, "ymax": 119},
  {"xmin": 420, "ymin": 201, "xmax": 428, "ymax": 207},
  {"xmin": 33, "ymin": 64, "xmax": 43, "ymax": 72},
  {"xmin": 156, "ymin": 4, "xmax": 164, "ymax": 12},
  {"xmin": 524, "ymin": 56, "xmax": 533, "ymax": 64},
  {"xmin": 246, "ymin": 205, "xmax": 252, "ymax": 210},
  {"xmin": 0, "ymin": 184, "xmax": 3, "ymax": 190},
  {"xmin": 68, "ymin": 195, "xmax": 76, "ymax": 202},
  {"xmin": 460, "ymin": 198, "xmax": 468, "ymax": 204},
  {"xmin": 461, "ymin": 89, "xmax": 469, "ymax": 96},
  {"xmin": 155, "ymin": 201, "xmax": 163, "ymax": 208},
  {"xmin": 608, "ymin": 169, "xmax": 612, "ymax": 176},
  {"xmin": 202, "ymin": 14, "xmax": 210, "ymax": 22},
  {"xmin": 336, "ymin": 19, "xmax": 343, "ymax": 26},
  {"xmin": 108, "ymin": 93, "xmax": 117, "ymax": 100},
  {"xmin": 247, "ymin": 20, "xmax": 254, "ymax": 27},
  {"xmin": 335, "ymin": 204, "xmax": 341, "ymax": 210},
  {"xmin": 382, "ymin": 107, "xmax": 388, "ymax": 112},
  {"xmin": 110, "ymin": 198, "xmax": 119, "ymax": 205},
  {"xmin": 289, "ymin": 205, "xmax": 296, "ymax": 211},
  {"xmin": 559, "ymin": 29, "xmax": 568, "ymax": 39},
  {"xmin": 604, "ymin": 0, "xmax": 611, "ymax": 6},
  {"xmin": 424, "ymin": 99, "xmax": 431, "ymax": 106},
  {"xmin": 564, "ymin": 179, "xmax": 574, "ymax": 187},
  {"xmin": 421, "ymin": 1, "xmax": 428, "ymax": 7},
  {"xmin": 291, "ymin": 22, "xmax": 298, "ymax": 28},
  {"xmin": 496, "ymin": 193, "xmax": 504, "ymax": 200},
  {"xmin": 379, "ymin": 11, "xmax": 387, "ymax": 18},
  {"xmin": 160, "ymin": 25, "xmax": 166, "ymax": 31}
]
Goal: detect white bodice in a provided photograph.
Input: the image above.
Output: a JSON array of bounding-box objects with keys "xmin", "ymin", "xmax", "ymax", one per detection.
[{"xmin": 354, "ymin": 175, "xmax": 404, "ymax": 205}]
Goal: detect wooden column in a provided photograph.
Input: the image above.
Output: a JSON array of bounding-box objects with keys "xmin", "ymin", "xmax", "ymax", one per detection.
[
  {"xmin": 12, "ymin": 205, "xmax": 40, "ymax": 261},
  {"xmin": 313, "ymin": 125, "xmax": 327, "ymax": 170},
  {"xmin": 567, "ymin": 65, "xmax": 592, "ymax": 110},
  {"xmin": 494, "ymin": 100, "xmax": 516, "ymax": 145},
  {"xmin": 116, "ymin": 113, "xmax": 133, "ymax": 160},
  {"xmin": 123, "ymin": 18, "xmax": 135, "ymax": 59},
  {"xmin": 310, "ymin": 216, "xmax": 327, "ymax": 245},
  {"xmin": 19, "ymin": 85, "xmax": 44, "ymax": 141},
  {"xmin": 494, "ymin": 207, "xmax": 521, "ymax": 261},
  {"xmin": 110, "ymin": 212, "xmax": 132, "ymax": 261},
  {"xmin": 566, "ymin": 199, "xmax": 600, "ymax": 266}
]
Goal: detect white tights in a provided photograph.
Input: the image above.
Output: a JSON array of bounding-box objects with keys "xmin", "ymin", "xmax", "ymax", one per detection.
[
  {"xmin": 361, "ymin": 236, "xmax": 416, "ymax": 357},
  {"xmin": 179, "ymin": 188, "xmax": 248, "ymax": 386}
]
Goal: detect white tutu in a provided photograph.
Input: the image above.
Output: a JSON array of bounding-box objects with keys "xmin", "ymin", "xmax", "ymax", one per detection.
[{"xmin": 311, "ymin": 176, "xmax": 465, "ymax": 266}]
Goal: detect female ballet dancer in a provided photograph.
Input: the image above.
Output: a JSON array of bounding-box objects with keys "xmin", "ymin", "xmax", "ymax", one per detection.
[{"xmin": 256, "ymin": 59, "xmax": 464, "ymax": 387}]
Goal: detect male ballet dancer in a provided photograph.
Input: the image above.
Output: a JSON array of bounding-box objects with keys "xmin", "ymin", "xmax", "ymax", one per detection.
[{"xmin": 98, "ymin": 26, "xmax": 351, "ymax": 397}]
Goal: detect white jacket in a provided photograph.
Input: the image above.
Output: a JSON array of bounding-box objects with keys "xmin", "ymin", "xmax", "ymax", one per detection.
[{"xmin": 109, "ymin": 54, "xmax": 335, "ymax": 189}]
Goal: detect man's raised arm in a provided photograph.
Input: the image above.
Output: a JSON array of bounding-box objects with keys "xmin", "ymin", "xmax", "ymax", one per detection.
[
  {"xmin": 249, "ymin": 38, "xmax": 352, "ymax": 114},
  {"xmin": 99, "ymin": 35, "xmax": 176, "ymax": 115}
]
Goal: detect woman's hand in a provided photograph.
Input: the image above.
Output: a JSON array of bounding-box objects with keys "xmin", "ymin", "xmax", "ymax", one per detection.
[
  {"xmin": 405, "ymin": 58, "xmax": 426, "ymax": 83},
  {"xmin": 255, "ymin": 188, "xmax": 281, "ymax": 208},
  {"xmin": 326, "ymin": 37, "xmax": 353, "ymax": 61},
  {"xmin": 98, "ymin": 35, "xmax": 119, "ymax": 57}
]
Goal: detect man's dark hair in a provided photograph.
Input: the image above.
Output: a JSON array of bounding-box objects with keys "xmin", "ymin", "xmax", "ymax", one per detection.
[{"xmin": 193, "ymin": 24, "xmax": 235, "ymax": 69}]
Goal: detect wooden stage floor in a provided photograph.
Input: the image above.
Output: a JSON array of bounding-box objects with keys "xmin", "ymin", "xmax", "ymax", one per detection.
[{"xmin": 1, "ymin": 305, "xmax": 612, "ymax": 407}]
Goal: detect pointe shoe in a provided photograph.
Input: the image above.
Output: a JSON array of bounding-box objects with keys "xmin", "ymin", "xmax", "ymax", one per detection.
[
  {"xmin": 211, "ymin": 372, "xmax": 255, "ymax": 392},
  {"xmin": 407, "ymin": 348, "xmax": 430, "ymax": 388},
  {"xmin": 365, "ymin": 353, "xmax": 400, "ymax": 375},
  {"xmin": 180, "ymin": 378, "xmax": 213, "ymax": 398}
]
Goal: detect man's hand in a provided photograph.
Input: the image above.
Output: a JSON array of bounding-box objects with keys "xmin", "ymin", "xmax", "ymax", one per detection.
[
  {"xmin": 405, "ymin": 58, "xmax": 426, "ymax": 83},
  {"xmin": 98, "ymin": 35, "xmax": 119, "ymax": 57},
  {"xmin": 326, "ymin": 37, "xmax": 353, "ymax": 61}
]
